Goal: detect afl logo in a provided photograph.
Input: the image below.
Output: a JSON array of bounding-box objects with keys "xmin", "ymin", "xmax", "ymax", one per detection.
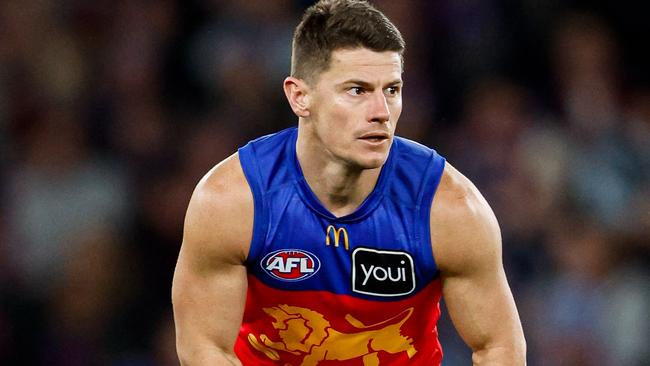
[{"xmin": 261, "ymin": 249, "xmax": 321, "ymax": 281}]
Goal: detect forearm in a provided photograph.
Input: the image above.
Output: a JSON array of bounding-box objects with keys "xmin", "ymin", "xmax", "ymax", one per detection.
[{"xmin": 471, "ymin": 343, "xmax": 526, "ymax": 366}]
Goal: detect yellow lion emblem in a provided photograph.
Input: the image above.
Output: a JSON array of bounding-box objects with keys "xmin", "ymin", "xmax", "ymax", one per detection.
[{"xmin": 248, "ymin": 304, "xmax": 416, "ymax": 366}]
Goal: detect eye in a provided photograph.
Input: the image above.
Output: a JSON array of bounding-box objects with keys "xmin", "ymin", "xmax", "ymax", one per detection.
[
  {"xmin": 348, "ymin": 87, "xmax": 365, "ymax": 95},
  {"xmin": 384, "ymin": 86, "xmax": 400, "ymax": 96}
]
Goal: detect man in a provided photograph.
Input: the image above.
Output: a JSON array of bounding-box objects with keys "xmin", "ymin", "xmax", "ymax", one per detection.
[{"xmin": 172, "ymin": 0, "xmax": 526, "ymax": 365}]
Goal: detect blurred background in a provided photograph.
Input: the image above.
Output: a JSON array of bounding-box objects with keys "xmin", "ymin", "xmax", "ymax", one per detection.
[{"xmin": 0, "ymin": 0, "xmax": 648, "ymax": 365}]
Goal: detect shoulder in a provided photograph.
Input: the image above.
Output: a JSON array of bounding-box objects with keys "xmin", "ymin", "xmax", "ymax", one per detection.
[
  {"xmin": 183, "ymin": 153, "xmax": 254, "ymax": 264},
  {"xmin": 430, "ymin": 163, "xmax": 501, "ymax": 276},
  {"xmin": 393, "ymin": 135, "xmax": 439, "ymax": 159}
]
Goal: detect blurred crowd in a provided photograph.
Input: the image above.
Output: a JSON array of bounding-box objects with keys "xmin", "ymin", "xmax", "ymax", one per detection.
[{"xmin": 0, "ymin": 0, "xmax": 648, "ymax": 365}]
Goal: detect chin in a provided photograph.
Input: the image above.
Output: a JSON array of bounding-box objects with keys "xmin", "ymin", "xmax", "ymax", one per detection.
[{"xmin": 353, "ymin": 154, "xmax": 389, "ymax": 170}]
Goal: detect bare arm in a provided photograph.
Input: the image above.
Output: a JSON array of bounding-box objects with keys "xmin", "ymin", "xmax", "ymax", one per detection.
[
  {"xmin": 172, "ymin": 154, "xmax": 253, "ymax": 365},
  {"xmin": 431, "ymin": 164, "xmax": 526, "ymax": 365}
]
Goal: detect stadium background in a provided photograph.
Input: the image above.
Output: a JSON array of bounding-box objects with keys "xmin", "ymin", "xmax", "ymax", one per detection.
[{"xmin": 0, "ymin": 0, "xmax": 648, "ymax": 364}]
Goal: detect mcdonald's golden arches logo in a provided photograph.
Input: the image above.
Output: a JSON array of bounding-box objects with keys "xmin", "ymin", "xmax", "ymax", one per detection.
[{"xmin": 326, "ymin": 225, "xmax": 350, "ymax": 251}]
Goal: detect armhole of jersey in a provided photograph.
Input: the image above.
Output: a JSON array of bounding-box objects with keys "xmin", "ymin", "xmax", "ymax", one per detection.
[
  {"xmin": 417, "ymin": 152, "xmax": 446, "ymax": 277},
  {"xmin": 237, "ymin": 145, "xmax": 267, "ymax": 264}
]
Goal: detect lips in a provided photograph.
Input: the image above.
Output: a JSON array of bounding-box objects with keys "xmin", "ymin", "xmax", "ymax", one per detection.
[{"xmin": 358, "ymin": 131, "xmax": 390, "ymax": 142}]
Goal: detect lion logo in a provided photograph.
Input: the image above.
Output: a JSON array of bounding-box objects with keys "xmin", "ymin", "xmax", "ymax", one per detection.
[{"xmin": 247, "ymin": 304, "xmax": 417, "ymax": 366}]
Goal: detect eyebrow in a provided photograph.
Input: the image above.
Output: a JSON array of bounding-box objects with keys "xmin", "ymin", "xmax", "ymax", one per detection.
[{"xmin": 340, "ymin": 79, "xmax": 403, "ymax": 88}]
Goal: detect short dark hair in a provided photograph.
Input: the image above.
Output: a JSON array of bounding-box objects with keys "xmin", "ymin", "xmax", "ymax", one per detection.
[{"xmin": 291, "ymin": 0, "xmax": 405, "ymax": 83}]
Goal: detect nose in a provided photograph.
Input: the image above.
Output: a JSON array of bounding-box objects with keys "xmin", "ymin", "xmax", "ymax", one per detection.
[{"xmin": 368, "ymin": 90, "xmax": 390, "ymax": 123}]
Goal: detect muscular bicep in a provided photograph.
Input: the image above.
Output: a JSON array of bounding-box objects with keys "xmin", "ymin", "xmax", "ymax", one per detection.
[
  {"xmin": 172, "ymin": 155, "xmax": 253, "ymax": 365},
  {"xmin": 441, "ymin": 237, "xmax": 522, "ymax": 363},
  {"xmin": 173, "ymin": 244, "xmax": 247, "ymax": 363},
  {"xmin": 431, "ymin": 165, "xmax": 525, "ymax": 364}
]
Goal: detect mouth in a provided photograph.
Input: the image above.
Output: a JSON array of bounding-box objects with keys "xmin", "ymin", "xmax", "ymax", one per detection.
[{"xmin": 358, "ymin": 131, "xmax": 390, "ymax": 144}]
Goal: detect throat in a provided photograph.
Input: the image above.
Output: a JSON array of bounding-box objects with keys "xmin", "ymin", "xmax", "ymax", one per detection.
[
  {"xmin": 295, "ymin": 127, "xmax": 383, "ymax": 217},
  {"xmin": 324, "ymin": 195, "xmax": 364, "ymax": 218},
  {"xmin": 305, "ymin": 165, "xmax": 381, "ymax": 218}
]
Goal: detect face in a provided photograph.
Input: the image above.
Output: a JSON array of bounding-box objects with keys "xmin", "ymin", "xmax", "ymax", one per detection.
[{"xmin": 305, "ymin": 48, "xmax": 403, "ymax": 170}]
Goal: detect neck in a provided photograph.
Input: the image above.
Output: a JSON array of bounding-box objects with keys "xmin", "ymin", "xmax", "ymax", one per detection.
[{"xmin": 296, "ymin": 127, "xmax": 382, "ymax": 217}]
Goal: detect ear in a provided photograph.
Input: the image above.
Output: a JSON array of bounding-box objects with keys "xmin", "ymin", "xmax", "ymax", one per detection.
[{"xmin": 283, "ymin": 76, "xmax": 311, "ymax": 118}]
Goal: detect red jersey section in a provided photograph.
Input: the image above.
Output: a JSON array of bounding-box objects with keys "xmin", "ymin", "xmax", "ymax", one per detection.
[{"xmin": 235, "ymin": 275, "xmax": 443, "ymax": 366}]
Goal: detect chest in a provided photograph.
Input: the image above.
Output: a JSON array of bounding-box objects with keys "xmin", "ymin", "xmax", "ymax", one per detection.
[{"xmin": 247, "ymin": 190, "xmax": 437, "ymax": 300}]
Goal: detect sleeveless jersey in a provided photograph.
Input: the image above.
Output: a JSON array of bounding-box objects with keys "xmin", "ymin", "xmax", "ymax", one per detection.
[{"xmin": 235, "ymin": 127, "xmax": 446, "ymax": 366}]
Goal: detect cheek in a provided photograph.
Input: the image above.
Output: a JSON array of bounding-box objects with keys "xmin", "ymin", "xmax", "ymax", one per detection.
[
  {"xmin": 312, "ymin": 102, "xmax": 347, "ymax": 142},
  {"xmin": 322, "ymin": 98, "xmax": 357, "ymax": 127},
  {"xmin": 389, "ymin": 101, "xmax": 402, "ymax": 125}
]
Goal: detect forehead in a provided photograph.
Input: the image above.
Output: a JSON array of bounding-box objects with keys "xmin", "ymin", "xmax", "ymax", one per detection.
[{"xmin": 318, "ymin": 48, "xmax": 403, "ymax": 84}]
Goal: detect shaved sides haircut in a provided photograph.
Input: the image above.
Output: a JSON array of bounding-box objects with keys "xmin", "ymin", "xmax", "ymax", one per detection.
[{"xmin": 291, "ymin": 0, "xmax": 405, "ymax": 83}]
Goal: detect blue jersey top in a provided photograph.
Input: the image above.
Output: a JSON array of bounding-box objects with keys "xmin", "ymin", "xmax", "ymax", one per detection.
[{"xmin": 235, "ymin": 127, "xmax": 446, "ymax": 365}]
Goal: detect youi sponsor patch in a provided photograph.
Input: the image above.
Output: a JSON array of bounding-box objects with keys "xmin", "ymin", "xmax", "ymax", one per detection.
[
  {"xmin": 352, "ymin": 247, "xmax": 416, "ymax": 297},
  {"xmin": 261, "ymin": 249, "xmax": 320, "ymax": 281}
]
